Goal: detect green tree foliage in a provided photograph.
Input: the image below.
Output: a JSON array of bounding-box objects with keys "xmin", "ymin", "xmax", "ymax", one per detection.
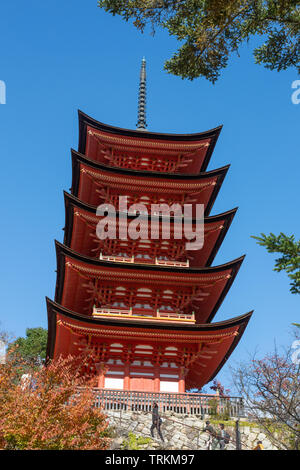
[
  {"xmin": 8, "ymin": 328, "xmax": 48, "ymax": 363},
  {"xmin": 252, "ymin": 232, "xmax": 300, "ymax": 295},
  {"xmin": 98, "ymin": 0, "xmax": 300, "ymax": 82},
  {"xmin": 121, "ymin": 432, "xmax": 152, "ymax": 449},
  {"xmin": 252, "ymin": 232, "xmax": 300, "ymax": 328}
]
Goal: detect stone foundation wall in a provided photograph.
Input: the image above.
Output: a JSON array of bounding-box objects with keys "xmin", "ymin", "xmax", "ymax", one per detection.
[{"xmin": 107, "ymin": 409, "xmax": 278, "ymax": 450}]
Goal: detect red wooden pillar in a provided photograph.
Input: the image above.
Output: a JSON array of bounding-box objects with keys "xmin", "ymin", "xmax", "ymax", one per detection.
[
  {"xmin": 154, "ymin": 366, "xmax": 160, "ymax": 392},
  {"xmin": 124, "ymin": 362, "xmax": 130, "ymax": 390},
  {"xmin": 97, "ymin": 362, "xmax": 105, "ymax": 389},
  {"xmin": 179, "ymin": 367, "xmax": 185, "ymax": 393}
]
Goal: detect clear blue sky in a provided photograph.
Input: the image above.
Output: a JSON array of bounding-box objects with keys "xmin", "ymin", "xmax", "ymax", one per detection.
[{"xmin": 0, "ymin": 1, "xmax": 299, "ymax": 389}]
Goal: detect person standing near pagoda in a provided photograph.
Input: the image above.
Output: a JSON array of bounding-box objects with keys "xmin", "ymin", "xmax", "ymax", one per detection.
[
  {"xmin": 218, "ymin": 423, "xmax": 230, "ymax": 450},
  {"xmin": 150, "ymin": 402, "xmax": 164, "ymax": 443},
  {"xmin": 204, "ymin": 420, "xmax": 218, "ymax": 449}
]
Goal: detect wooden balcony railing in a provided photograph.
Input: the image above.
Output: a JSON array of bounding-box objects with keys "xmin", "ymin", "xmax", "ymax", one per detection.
[
  {"xmin": 91, "ymin": 389, "xmax": 245, "ymax": 418},
  {"xmin": 155, "ymin": 258, "xmax": 189, "ymax": 267},
  {"xmin": 99, "ymin": 253, "xmax": 134, "ymax": 263},
  {"xmin": 99, "ymin": 252, "xmax": 189, "ymax": 268},
  {"xmin": 92, "ymin": 306, "xmax": 195, "ymax": 323}
]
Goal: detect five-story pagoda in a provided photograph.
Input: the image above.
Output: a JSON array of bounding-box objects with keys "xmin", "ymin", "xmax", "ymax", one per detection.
[{"xmin": 46, "ymin": 59, "xmax": 252, "ymax": 393}]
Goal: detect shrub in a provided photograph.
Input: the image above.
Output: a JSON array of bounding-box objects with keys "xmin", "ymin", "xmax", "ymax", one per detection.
[
  {"xmin": 121, "ymin": 432, "xmax": 152, "ymax": 450},
  {"xmin": 0, "ymin": 353, "xmax": 111, "ymax": 450}
]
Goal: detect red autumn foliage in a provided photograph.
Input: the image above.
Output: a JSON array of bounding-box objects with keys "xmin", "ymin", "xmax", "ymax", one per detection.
[
  {"xmin": 210, "ymin": 379, "xmax": 230, "ymax": 398},
  {"xmin": 0, "ymin": 351, "xmax": 111, "ymax": 450}
]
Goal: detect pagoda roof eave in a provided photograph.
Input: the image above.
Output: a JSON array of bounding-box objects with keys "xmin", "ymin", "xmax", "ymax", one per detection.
[
  {"xmin": 55, "ymin": 239, "xmax": 245, "ymax": 277},
  {"xmin": 71, "ymin": 148, "xmax": 230, "ymax": 181},
  {"xmin": 64, "ymin": 190, "xmax": 238, "ymax": 223},
  {"xmin": 54, "ymin": 241, "xmax": 244, "ymax": 323},
  {"xmin": 71, "ymin": 150, "xmax": 229, "ymax": 216},
  {"xmin": 78, "ymin": 109, "xmax": 223, "ymax": 142},
  {"xmin": 47, "ymin": 297, "xmax": 252, "ymax": 332},
  {"xmin": 78, "ymin": 110, "xmax": 222, "ymax": 172},
  {"xmin": 63, "ymin": 191, "xmax": 238, "ymax": 266},
  {"xmin": 46, "ymin": 297, "xmax": 253, "ymax": 385}
]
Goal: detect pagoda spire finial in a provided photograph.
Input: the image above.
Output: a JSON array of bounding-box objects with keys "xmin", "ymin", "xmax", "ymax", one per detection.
[{"xmin": 136, "ymin": 57, "xmax": 147, "ymax": 131}]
